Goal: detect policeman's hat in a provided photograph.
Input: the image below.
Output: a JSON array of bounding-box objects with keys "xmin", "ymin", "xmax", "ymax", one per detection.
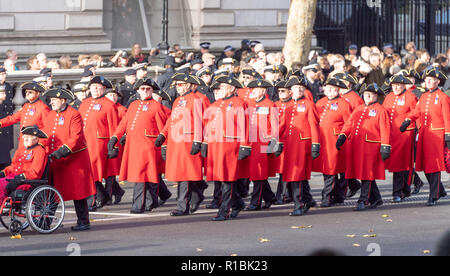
[
  {"xmin": 324, "ymin": 78, "xmax": 347, "ymax": 89},
  {"xmin": 284, "ymin": 76, "xmax": 312, "ymax": 90},
  {"xmin": 21, "ymin": 125, "xmax": 48, "ymax": 139},
  {"xmin": 89, "ymin": 76, "xmax": 113, "ymax": 88},
  {"xmin": 134, "ymin": 63, "xmax": 148, "ymax": 71},
  {"xmin": 40, "ymin": 68, "xmax": 52, "ymax": 77},
  {"xmin": 171, "ymin": 73, "xmax": 200, "ymax": 85},
  {"xmin": 422, "ymin": 67, "xmax": 448, "ymax": 82},
  {"xmin": 81, "ymin": 69, "xmax": 93, "ymax": 78},
  {"xmin": 218, "ymin": 58, "xmax": 238, "ymax": 68},
  {"xmin": 106, "ymin": 86, "xmax": 123, "ymax": 97},
  {"xmin": 196, "ymin": 67, "xmax": 213, "ymax": 77},
  {"xmin": 124, "ymin": 69, "xmax": 136, "ymax": 76},
  {"xmin": 73, "ymin": 83, "xmax": 89, "ymax": 93},
  {"xmin": 288, "ymin": 69, "xmax": 304, "ymax": 79},
  {"xmin": 43, "ymin": 87, "xmax": 75, "ymax": 100},
  {"xmin": 389, "ymin": 74, "xmax": 413, "ymax": 85},
  {"xmin": 21, "ymin": 81, "xmax": 46, "ymax": 94},
  {"xmin": 274, "ymin": 80, "xmax": 287, "ymax": 89},
  {"xmin": 399, "ymin": 69, "xmax": 421, "ymax": 80},
  {"xmin": 213, "ymin": 68, "xmax": 231, "ymax": 78},
  {"xmin": 247, "ymin": 79, "xmax": 273, "ymax": 89},
  {"xmin": 263, "ymin": 65, "xmax": 281, "ymax": 73},
  {"xmin": 334, "ymin": 72, "xmax": 358, "ymax": 85},
  {"xmin": 200, "ymin": 42, "xmax": 211, "ymax": 50},
  {"xmin": 133, "ymin": 78, "xmax": 160, "ymax": 91},
  {"xmin": 241, "ymin": 69, "xmax": 262, "ymax": 79},
  {"xmin": 215, "ymin": 75, "xmax": 243, "ymax": 88},
  {"xmin": 360, "ymin": 83, "xmax": 384, "ymax": 95}
]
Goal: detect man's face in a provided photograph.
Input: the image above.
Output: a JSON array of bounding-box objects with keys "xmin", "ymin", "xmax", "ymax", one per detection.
[
  {"xmin": 137, "ymin": 85, "xmax": 153, "ymax": 100},
  {"xmin": 46, "ymin": 77, "xmax": 53, "ymax": 88},
  {"xmin": 133, "ymin": 44, "xmax": 142, "ymax": 55},
  {"xmin": 291, "ymin": 85, "xmax": 305, "ymax": 100},
  {"xmin": 0, "ymin": 72, "xmax": 6, "ymax": 84},
  {"xmin": 370, "ymin": 56, "xmax": 381, "ymax": 67},
  {"xmin": 125, "ymin": 74, "xmax": 137, "ymax": 85},
  {"xmin": 200, "ymin": 74, "xmax": 212, "ymax": 85},
  {"xmin": 391, "ymin": 83, "xmax": 405, "ymax": 95},
  {"xmin": 424, "ymin": 76, "xmax": 440, "ymax": 90},
  {"xmin": 219, "ymin": 83, "xmax": 235, "ymax": 98},
  {"xmin": 349, "ymin": 49, "xmax": 357, "ymax": 55},
  {"xmin": 324, "ymin": 85, "xmax": 340, "ymax": 99},
  {"xmin": 136, "ymin": 69, "xmax": 147, "ymax": 80},
  {"xmin": 105, "ymin": 92, "xmax": 119, "ymax": 104},
  {"xmin": 25, "ymin": 90, "xmax": 40, "ymax": 102},
  {"xmin": 278, "ymin": 88, "xmax": 291, "ymax": 101},
  {"xmin": 406, "ymin": 76, "xmax": 415, "ymax": 86},
  {"xmin": 0, "ymin": 91, "xmax": 6, "ymax": 103},
  {"xmin": 50, "ymin": 97, "xmax": 66, "ymax": 111},
  {"xmin": 204, "ymin": 58, "xmax": 215, "ymax": 67},
  {"xmin": 242, "ymin": 74, "xmax": 255, "ymax": 87},
  {"xmin": 90, "ymin": 83, "xmax": 105, "ymax": 99},
  {"xmin": 251, "ymin": 87, "xmax": 266, "ymax": 100},
  {"xmin": 214, "ymin": 89, "xmax": 223, "ymax": 101},
  {"xmin": 74, "ymin": 91, "xmax": 87, "ymax": 102},
  {"xmin": 175, "ymin": 81, "xmax": 191, "ymax": 96},
  {"xmin": 363, "ymin": 91, "xmax": 378, "ymax": 105},
  {"xmin": 23, "ymin": 134, "xmax": 39, "ymax": 148}
]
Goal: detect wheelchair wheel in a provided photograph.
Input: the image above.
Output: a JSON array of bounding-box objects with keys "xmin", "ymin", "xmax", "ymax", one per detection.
[
  {"xmin": 25, "ymin": 185, "xmax": 65, "ymax": 234},
  {"xmin": 0, "ymin": 203, "xmax": 30, "ymax": 232}
]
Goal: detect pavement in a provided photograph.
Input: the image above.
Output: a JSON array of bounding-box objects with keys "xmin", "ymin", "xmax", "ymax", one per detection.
[{"xmin": 0, "ymin": 171, "xmax": 449, "ymax": 256}]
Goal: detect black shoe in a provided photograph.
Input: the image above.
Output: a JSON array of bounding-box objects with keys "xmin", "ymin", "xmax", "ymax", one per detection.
[
  {"xmin": 302, "ymin": 200, "xmax": 316, "ymax": 214},
  {"xmin": 71, "ymin": 223, "xmax": 90, "ymax": 231},
  {"xmin": 105, "ymin": 200, "xmax": 113, "ymax": 206},
  {"xmin": 212, "ymin": 215, "xmax": 227, "ymax": 221},
  {"xmin": 412, "ymin": 182, "xmax": 424, "ymax": 195},
  {"xmin": 88, "ymin": 204, "xmax": 97, "ymax": 212},
  {"xmin": 158, "ymin": 195, "xmax": 171, "ymax": 207},
  {"xmin": 354, "ymin": 202, "xmax": 367, "ymax": 211},
  {"xmin": 171, "ymin": 210, "xmax": 189, "ymax": 216},
  {"xmin": 347, "ymin": 189, "xmax": 359, "ymax": 199},
  {"xmin": 263, "ymin": 198, "xmax": 276, "ymax": 209},
  {"xmin": 330, "ymin": 198, "xmax": 344, "ymax": 204},
  {"xmin": 97, "ymin": 195, "xmax": 111, "ymax": 209},
  {"xmin": 369, "ymin": 200, "xmax": 383, "ymax": 209},
  {"xmin": 230, "ymin": 205, "xmax": 245, "ymax": 218},
  {"xmin": 205, "ymin": 203, "xmax": 220, "ymax": 209},
  {"xmin": 320, "ymin": 201, "xmax": 331, "ymax": 208},
  {"xmin": 130, "ymin": 209, "xmax": 145, "ymax": 214},
  {"xmin": 439, "ymin": 191, "xmax": 447, "ymax": 198},
  {"xmin": 113, "ymin": 189, "xmax": 125, "ymax": 205},
  {"xmin": 393, "ymin": 196, "xmax": 402, "ymax": 203},
  {"xmin": 289, "ymin": 208, "xmax": 304, "ymax": 216},
  {"xmin": 426, "ymin": 199, "xmax": 437, "ymax": 206},
  {"xmin": 245, "ymin": 204, "xmax": 261, "ymax": 211},
  {"xmin": 273, "ymin": 200, "xmax": 285, "ymax": 205}
]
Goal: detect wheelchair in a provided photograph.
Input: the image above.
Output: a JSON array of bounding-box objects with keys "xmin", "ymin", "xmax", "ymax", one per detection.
[{"xmin": 0, "ymin": 158, "xmax": 65, "ymax": 235}]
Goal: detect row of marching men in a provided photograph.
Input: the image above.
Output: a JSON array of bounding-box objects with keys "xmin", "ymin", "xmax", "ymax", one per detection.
[{"xmin": 0, "ymin": 67, "xmax": 449, "ymax": 225}]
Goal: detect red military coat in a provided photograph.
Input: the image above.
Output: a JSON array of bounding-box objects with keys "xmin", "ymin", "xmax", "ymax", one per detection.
[
  {"xmin": 340, "ymin": 102, "xmax": 391, "ymax": 181},
  {"xmin": 246, "ymin": 96, "xmax": 278, "ymax": 181},
  {"xmin": 161, "ymin": 91, "xmax": 206, "ymax": 182},
  {"xmin": 204, "ymin": 94, "xmax": 251, "ymax": 181},
  {"xmin": 270, "ymin": 98, "xmax": 295, "ymax": 175},
  {"xmin": 0, "ymin": 99, "xmax": 50, "ymax": 148},
  {"xmin": 312, "ymin": 96, "xmax": 352, "ymax": 175},
  {"xmin": 107, "ymin": 103, "xmax": 127, "ymax": 177},
  {"xmin": 1, "ymin": 143, "xmax": 47, "ymax": 180},
  {"xmin": 279, "ymin": 97, "xmax": 320, "ymax": 182},
  {"xmin": 406, "ymin": 88, "xmax": 450, "ymax": 174},
  {"xmin": 382, "ymin": 90, "xmax": 418, "ymax": 172},
  {"xmin": 78, "ymin": 96, "xmax": 119, "ymax": 182},
  {"xmin": 113, "ymin": 98, "xmax": 169, "ymax": 183},
  {"xmin": 340, "ymin": 90, "xmax": 364, "ymax": 112},
  {"xmin": 236, "ymin": 87, "xmax": 252, "ymax": 103},
  {"xmin": 43, "ymin": 106, "xmax": 95, "ymax": 201}
]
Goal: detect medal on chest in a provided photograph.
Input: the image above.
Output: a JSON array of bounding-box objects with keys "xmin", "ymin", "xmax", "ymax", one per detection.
[
  {"xmin": 25, "ymin": 151, "xmax": 33, "ymax": 161},
  {"xmin": 397, "ymin": 97, "xmax": 405, "ymax": 106},
  {"xmin": 330, "ymin": 103, "xmax": 338, "ymax": 111},
  {"xmin": 58, "ymin": 116, "xmax": 65, "ymax": 125},
  {"xmin": 435, "ymin": 95, "xmax": 439, "ymax": 105},
  {"xmin": 297, "ymin": 104, "xmax": 306, "ymax": 112},
  {"xmin": 368, "ymin": 109, "xmax": 377, "ymax": 117},
  {"xmin": 28, "ymin": 108, "xmax": 36, "ymax": 116},
  {"xmin": 93, "ymin": 104, "xmax": 102, "ymax": 111},
  {"xmin": 142, "ymin": 104, "xmax": 149, "ymax": 111},
  {"xmin": 178, "ymin": 99, "xmax": 187, "ymax": 107},
  {"xmin": 227, "ymin": 102, "xmax": 233, "ymax": 111},
  {"xmin": 256, "ymin": 106, "xmax": 269, "ymax": 115}
]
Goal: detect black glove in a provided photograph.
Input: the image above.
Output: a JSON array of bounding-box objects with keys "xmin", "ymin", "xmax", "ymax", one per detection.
[
  {"xmin": 107, "ymin": 136, "xmax": 119, "ymax": 159},
  {"xmin": 190, "ymin": 141, "xmax": 201, "ymax": 155},
  {"xmin": 50, "ymin": 145, "xmax": 71, "ymax": 160},
  {"xmin": 161, "ymin": 146, "xmax": 167, "ymax": 161},
  {"xmin": 336, "ymin": 134, "xmax": 347, "ymax": 150},
  {"xmin": 380, "ymin": 145, "xmax": 391, "ymax": 160},
  {"xmin": 275, "ymin": 143, "xmax": 284, "ymax": 157},
  {"xmin": 400, "ymin": 119, "xmax": 411, "ymax": 132},
  {"xmin": 120, "ymin": 134, "xmax": 127, "ymax": 146},
  {"xmin": 238, "ymin": 146, "xmax": 251, "ymax": 160},
  {"xmin": 6, "ymin": 174, "xmax": 25, "ymax": 195},
  {"xmin": 311, "ymin": 144, "xmax": 320, "ymax": 160},
  {"xmin": 0, "ymin": 171, "xmax": 5, "ymax": 179},
  {"xmin": 201, "ymin": 143, "xmax": 208, "ymax": 158},
  {"xmin": 445, "ymin": 134, "xmax": 450, "ymax": 149},
  {"xmin": 154, "ymin": 134, "xmax": 166, "ymax": 147},
  {"xmin": 267, "ymin": 138, "xmax": 277, "ymax": 154}
]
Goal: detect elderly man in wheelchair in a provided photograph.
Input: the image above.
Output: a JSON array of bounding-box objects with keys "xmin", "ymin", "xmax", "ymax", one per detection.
[{"xmin": 0, "ymin": 125, "xmax": 64, "ymax": 235}]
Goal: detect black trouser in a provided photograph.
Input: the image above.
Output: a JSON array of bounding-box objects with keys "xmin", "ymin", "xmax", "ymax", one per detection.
[
  {"xmin": 86, "ymin": 181, "xmax": 110, "ymax": 208},
  {"xmin": 393, "ymin": 171, "xmax": 411, "ymax": 198},
  {"xmin": 175, "ymin": 181, "xmax": 204, "ymax": 213},
  {"xmin": 209, "ymin": 181, "xmax": 222, "ymax": 206},
  {"xmin": 236, "ymin": 178, "xmax": 250, "ymax": 197},
  {"xmin": 275, "ymin": 174, "xmax": 292, "ymax": 202},
  {"xmin": 425, "ymin": 172, "xmax": 447, "ymax": 201},
  {"xmin": 322, "ymin": 174, "xmax": 346, "ymax": 203},
  {"xmin": 105, "ymin": 176, "xmax": 124, "ymax": 199},
  {"xmin": 250, "ymin": 180, "xmax": 276, "ymax": 207},
  {"xmin": 358, "ymin": 180, "xmax": 382, "ymax": 205},
  {"xmin": 217, "ymin": 181, "xmax": 245, "ymax": 218},
  {"xmin": 130, "ymin": 182, "xmax": 158, "ymax": 212},
  {"xmin": 190, "ymin": 180, "xmax": 207, "ymax": 208},
  {"xmin": 339, "ymin": 174, "xmax": 361, "ymax": 195},
  {"xmin": 289, "ymin": 181, "xmax": 313, "ymax": 211},
  {"xmin": 412, "ymin": 171, "xmax": 424, "ymax": 188},
  {"xmin": 157, "ymin": 175, "xmax": 172, "ymax": 201},
  {"xmin": 0, "ymin": 163, "xmax": 8, "ymax": 171},
  {"xmin": 74, "ymin": 199, "xmax": 89, "ymax": 225}
]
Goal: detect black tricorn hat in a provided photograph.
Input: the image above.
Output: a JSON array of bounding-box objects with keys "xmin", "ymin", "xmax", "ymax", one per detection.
[
  {"xmin": 247, "ymin": 79, "xmax": 273, "ymax": 88},
  {"xmin": 334, "ymin": 72, "xmax": 358, "ymax": 85},
  {"xmin": 241, "ymin": 69, "xmax": 262, "ymax": 79},
  {"xmin": 422, "ymin": 67, "xmax": 448, "ymax": 82},
  {"xmin": 389, "ymin": 74, "xmax": 413, "ymax": 85},
  {"xmin": 274, "ymin": 80, "xmax": 288, "ymax": 89},
  {"xmin": 21, "ymin": 81, "xmax": 46, "ymax": 93},
  {"xmin": 43, "ymin": 87, "xmax": 75, "ymax": 100},
  {"xmin": 399, "ymin": 68, "xmax": 421, "ymax": 80},
  {"xmin": 324, "ymin": 77, "xmax": 348, "ymax": 89},
  {"xmin": 285, "ymin": 76, "xmax": 312, "ymax": 90},
  {"xmin": 89, "ymin": 76, "xmax": 113, "ymax": 88},
  {"xmin": 215, "ymin": 75, "xmax": 243, "ymax": 88},
  {"xmin": 21, "ymin": 125, "xmax": 48, "ymax": 139},
  {"xmin": 133, "ymin": 78, "xmax": 160, "ymax": 91},
  {"xmin": 360, "ymin": 83, "xmax": 384, "ymax": 95},
  {"xmin": 171, "ymin": 73, "xmax": 201, "ymax": 85}
]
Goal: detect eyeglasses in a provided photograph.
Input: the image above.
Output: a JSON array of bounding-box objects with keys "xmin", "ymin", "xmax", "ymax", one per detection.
[
  {"xmin": 139, "ymin": 87, "xmax": 153, "ymax": 91},
  {"xmin": 175, "ymin": 82, "xmax": 188, "ymax": 87}
]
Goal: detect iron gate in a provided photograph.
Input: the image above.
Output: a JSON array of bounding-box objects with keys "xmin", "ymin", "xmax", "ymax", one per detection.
[{"xmin": 314, "ymin": 0, "xmax": 450, "ymax": 55}]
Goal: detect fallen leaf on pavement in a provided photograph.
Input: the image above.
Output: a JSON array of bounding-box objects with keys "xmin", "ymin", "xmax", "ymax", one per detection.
[
  {"xmin": 69, "ymin": 236, "xmax": 77, "ymax": 241},
  {"xmin": 352, "ymin": 243, "xmax": 361, "ymax": 247},
  {"xmin": 259, "ymin": 238, "xmax": 270, "ymax": 243},
  {"xmin": 382, "ymin": 214, "xmax": 390, "ymax": 218},
  {"xmin": 231, "ymin": 254, "xmax": 238, "ymax": 256},
  {"xmin": 423, "ymin": 250, "xmax": 431, "ymax": 254},
  {"xmin": 196, "ymin": 248, "xmax": 203, "ymax": 252},
  {"xmin": 10, "ymin": 234, "xmax": 22, "ymax": 239},
  {"xmin": 363, "ymin": 234, "xmax": 377, "ymax": 238},
  {"xmin": 386, "ymin": 219, "xmax": 393, "ymax": 222},
  {"xmin": 346, "ymin": 234, "xmax": 356, "ymax": 238}
]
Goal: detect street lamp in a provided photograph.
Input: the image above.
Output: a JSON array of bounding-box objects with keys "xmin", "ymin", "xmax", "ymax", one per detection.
[{"xmin": 160, "ymin": 0, "xmax": 169, "ymax": 55}]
